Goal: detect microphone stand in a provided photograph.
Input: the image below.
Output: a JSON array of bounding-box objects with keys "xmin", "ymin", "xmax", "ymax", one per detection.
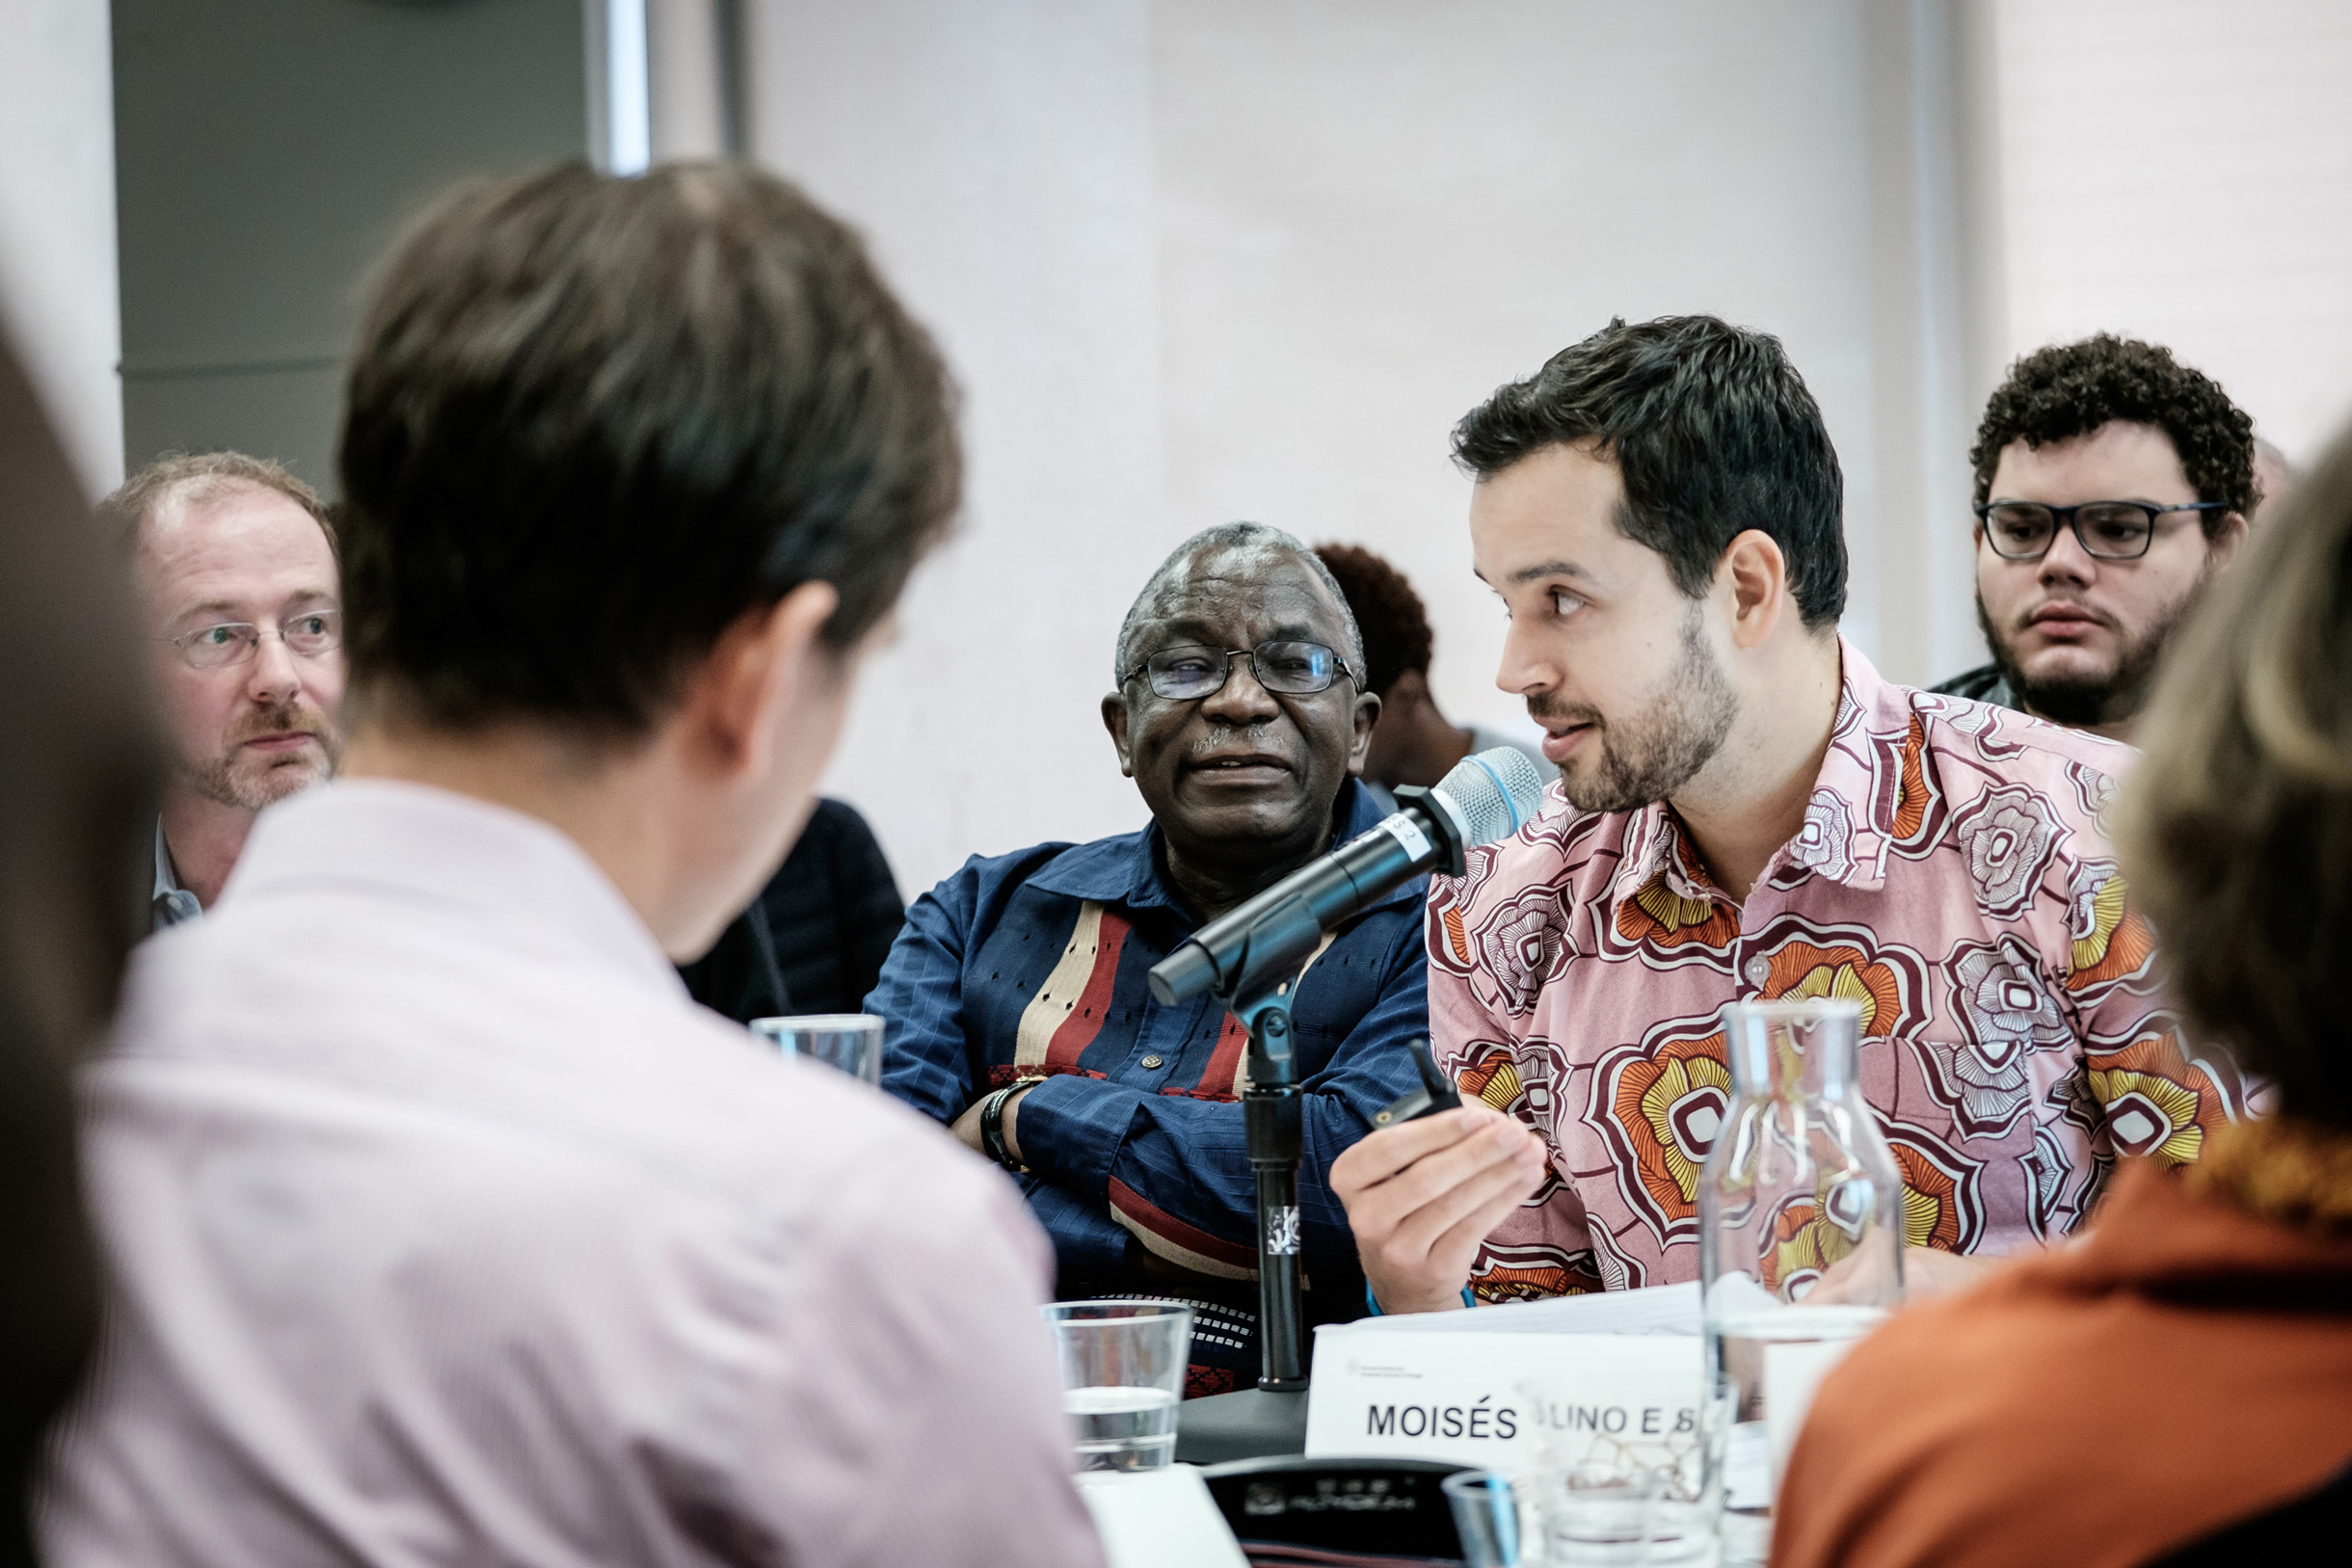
[
  {"xmin": 1234, "ymin": 978, "xmax": 1310, "ymax": 1392},
  {"xmin": 1211, "ymin": 784, "xmax": 1469, "ymax": 1395}
]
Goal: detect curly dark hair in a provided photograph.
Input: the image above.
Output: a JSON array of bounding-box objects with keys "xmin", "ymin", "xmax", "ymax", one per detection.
[
  {"xmin": 1971, "ymin": 334, "xmax": 2257, "ymax": 533},
  {"xmin": 1314, "ymin": 544, "xmax": 1432, "ymax": 698}
]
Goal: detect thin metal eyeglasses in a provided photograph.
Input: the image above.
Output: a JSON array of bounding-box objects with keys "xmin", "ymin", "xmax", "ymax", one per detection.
[
  {"xmin": 1119, "ymin": 640, "xmax": 1358, "ymax": 702},
  {"xmin": 1974, "ymin": 499, "xmax": 2231, "ymax": 562},
  {"xmin": 162, "ymin": 609, "xmax": 343, "ymax": 671}
]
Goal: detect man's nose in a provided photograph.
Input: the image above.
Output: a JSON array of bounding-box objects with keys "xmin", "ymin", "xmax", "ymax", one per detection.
[
  {"xmin": 245, "ymin": 630, "xmax": 303, "ymax": 704},
  {"xmin": 1199, "ymin": 651, "xmax": 1281, "ymax": 725},
  {"xmin": 2038, "ymin": 523, "xmax": 2099, "ymax": 587},
  {"xmin": 1495, "ymin": 619, "xmax": 1558, "ymax": 699}
]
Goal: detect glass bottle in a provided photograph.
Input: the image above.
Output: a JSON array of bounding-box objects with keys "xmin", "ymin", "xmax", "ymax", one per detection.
[{"xmin": 1698, "ymin": 999, "xmax": 1904, "ymax": 1564}]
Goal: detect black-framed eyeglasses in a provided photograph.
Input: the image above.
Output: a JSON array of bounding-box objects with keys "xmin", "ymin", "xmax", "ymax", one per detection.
[
  {"xmin": 1974, "ymin": 499, "xmax": 2230, "ymax": 562},
  {"xmin": 1120, "ymin": 640, "xmax": 1357, "ymax": 702},
  {"xmin": 163, "ymin": 608, "xmax": 342, "ymax": 671}
]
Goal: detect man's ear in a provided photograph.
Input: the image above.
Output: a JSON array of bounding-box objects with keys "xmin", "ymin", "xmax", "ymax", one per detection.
[
  {"xmin": 1349, "ymin": 687, "xmax": 1380, "ymax": 774},
  {"xmin": 1718, "ymin": 529, "xmax": 1790, "ymax": 651},
  {"xmin": 1102, "ymin": 691, "xmax": 1136, "ymax": 777},
  {"xmin": 2208, "ymin": 511, "xmax": 2251, "ymax": 568},
  {"xmin": 687, "ymin": 581, "xmax": 841, "ymax": 776}
]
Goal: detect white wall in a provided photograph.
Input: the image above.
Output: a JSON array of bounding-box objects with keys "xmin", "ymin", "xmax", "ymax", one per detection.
[
  {"xmin": 0, "ymin": 0, "xmax": 121, "ymax": 496},
  {"xmin": 1151, "ymin": 0, "xmax": 1904, "ymax": 739},
  {"xmin": 22, "ymin": 1, "xmax": 2342, "ymax": 902},
  {"xmin": 753, "ymin": 0, "xmax": 1173, "ymax": 895},
  {"xmin": 759, "ymin": 0, "xmax": 1980, "ymax": 896},
  {"xmin": 1990, "ymin": 0, "xmax": 2352, "ymax": 462}
]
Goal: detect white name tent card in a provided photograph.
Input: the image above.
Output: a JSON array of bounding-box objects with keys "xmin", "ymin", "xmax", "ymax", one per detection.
[{"xmin": 1303, "ymin": 1284, "xmax": 1705, "ymax": 1475}]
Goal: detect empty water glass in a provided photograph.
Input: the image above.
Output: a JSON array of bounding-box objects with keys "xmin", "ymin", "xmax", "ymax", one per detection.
[
  {"xmin": 749, "ymin": 1013, "xmax": 884, "ymax": 1084},
  {"xmin": 1538, "ymin": 1463, "xmax": 1715, "ymax": 1566},
  {"xmin": 1040, "ymin": 1300, "xmax": 1192, "ymax": 1472},
  {"xmin": 1440, "ymin": 1470, "xmax": 1522, "ymax": 1567}
]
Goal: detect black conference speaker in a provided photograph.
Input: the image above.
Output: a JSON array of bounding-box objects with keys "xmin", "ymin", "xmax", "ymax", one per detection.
[{"xmin": 1200, "ymin": 1456, "xmax": 1474, "ymax": 1562}]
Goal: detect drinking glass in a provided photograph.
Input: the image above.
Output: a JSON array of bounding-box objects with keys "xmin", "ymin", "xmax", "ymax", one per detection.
[
  {"xmin": 1040, "ymin": 1300, "xmax": 1193, "ymax": 1472},
  {"xmin": 1440, "ymin": 1470, "xmax": 1521, "ymax": 1567},
  {"xmin": 1510, "ymin": 1369, "xmax": 1716, "ymax": 1568},
  {"xmin": 750, "ymin": 1013, "xmax": 884, "ymax": 1084},
  {"xmin": 1537, "ymin": 1463, "xmax": 1720, "ymax": 1566},
  {"xmin": 1697, "ymin": 999, "xmax": 1902, "ymax": 1564}
]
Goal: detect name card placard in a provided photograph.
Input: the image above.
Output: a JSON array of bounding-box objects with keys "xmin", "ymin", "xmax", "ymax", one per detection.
[{"xmin": 1303, "ymin": 1326, "xmax": 1704, "ymax": 1475}]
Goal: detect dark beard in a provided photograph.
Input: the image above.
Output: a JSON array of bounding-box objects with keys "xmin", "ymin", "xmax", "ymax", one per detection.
[
  {"xmin": 1535, "ymin": 603, "xmax": 1738, "ymax": 814},
  {"xmin": 1977, "ymin": 585, "xmax": 2204, "ymax": 729}
]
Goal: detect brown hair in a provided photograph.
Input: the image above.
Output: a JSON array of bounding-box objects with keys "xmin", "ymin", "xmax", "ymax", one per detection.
[
  {"xmin": 2116, "ymin": 415, "xmax": 2352, "ymax": 1129},
  {"xmin": 336, "ymin": 160, "xmax": 959, "ymax": 735},
  {"xmin": 101, "ymin": 450, "xmax": 334, "ymax": 556}
]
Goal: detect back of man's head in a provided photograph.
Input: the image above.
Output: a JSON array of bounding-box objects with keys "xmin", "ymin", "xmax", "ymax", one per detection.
[
  {"xmin": 336, "ymin": 160, "xmax": 959, "ymax": 736},
  {"xmin": 1451, "ymin": 314, "xmax": 1848, "ymax": 630},
  {"xmin": 1313, "ymin": 544, "xmax": 1430, "ymax": 700},
  {"xmin": 1971, "ymin": 334, "xmax": 2256, "ymax": 531}
]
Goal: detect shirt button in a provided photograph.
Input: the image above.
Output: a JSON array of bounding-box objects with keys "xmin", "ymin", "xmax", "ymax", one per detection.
[
  {"xmin": 1744, "ymin": 957, "xmax": 1770, "ymax": 986},
  {"xmin": 1140, "ymin": 1054, "xmax": 1164, "ymax": 1069}
]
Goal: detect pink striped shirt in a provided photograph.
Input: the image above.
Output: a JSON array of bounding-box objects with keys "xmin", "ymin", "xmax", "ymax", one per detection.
[
  {"xmin": 1428, "ymin": 642, "xmax": 2249, "ymax": 1299},
  {"xmin": 45, "ymin": 782, "xmax": 1104, "ymax": 1568}
]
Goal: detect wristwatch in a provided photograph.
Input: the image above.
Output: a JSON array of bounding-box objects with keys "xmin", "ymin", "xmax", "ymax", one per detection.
[{"xmin": 980, "ymin": 1083, "xmax": 1030, "ymax": 1172}]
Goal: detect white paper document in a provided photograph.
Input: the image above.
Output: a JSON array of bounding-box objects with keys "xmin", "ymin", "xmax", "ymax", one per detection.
[{"xmin": 1345, "ymin": 1281, "xmax": 1701, "ymax": 1338}]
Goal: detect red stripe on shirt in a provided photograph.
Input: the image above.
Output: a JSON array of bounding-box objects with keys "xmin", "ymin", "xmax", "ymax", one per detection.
[
  {"xmin": 1042, "ymin": 910, "xmax": 1129, "ymax": 1075},
  {"xmin": 1179, "ymin": 1010, "xmax": 1250, "ymax": 1103},
  {"xmin": 1108, "ymin": 1176, "xmax": 1259, "ymax": 1273}
]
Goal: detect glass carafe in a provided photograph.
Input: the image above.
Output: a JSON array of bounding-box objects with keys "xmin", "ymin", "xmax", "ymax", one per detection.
[{"xmin": 1698, "ymin": 999, "xmax": 1903, "ymax": 1564}]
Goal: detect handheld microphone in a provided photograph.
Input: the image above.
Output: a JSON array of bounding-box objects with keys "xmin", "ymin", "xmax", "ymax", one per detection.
[{"xmin": 1147, "ymin": 746, "xmax": 1550, "ymax": 1007}]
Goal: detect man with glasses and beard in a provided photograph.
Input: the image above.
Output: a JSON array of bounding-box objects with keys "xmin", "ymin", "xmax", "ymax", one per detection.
[
  {"xmin": 874, "ymin": 523, "xmax": 1429, "ymax": 1395},
  {"xmin": 1932, "ymin": 335, "xmax": 2256, "ymax": 739},
  {"xmin": 110, "ymin": 453, "xmax": 346, "ymax": 929},
  {"xmin": 1330, "ymin": 316, "xmax": 2247, "ymax": 1316}
]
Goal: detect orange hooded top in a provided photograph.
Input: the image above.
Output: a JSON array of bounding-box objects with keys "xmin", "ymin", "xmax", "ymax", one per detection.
[{"xmin": 1771, "ymin": 1119, "xmax": 2352, "ymax": 1568}]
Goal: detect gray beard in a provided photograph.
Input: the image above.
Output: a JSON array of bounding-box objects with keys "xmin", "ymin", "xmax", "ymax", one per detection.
[
  {"xmin": 1551, "ymin": 604, "xmax": 1739, "ymax": 815},
  {"xmin": 1978, "ymin": 580, "xmax": 2205, "ymax": 730},
  {"xmin": 177, "ymin": 702, "xmax": 343, "ymax": 811}
]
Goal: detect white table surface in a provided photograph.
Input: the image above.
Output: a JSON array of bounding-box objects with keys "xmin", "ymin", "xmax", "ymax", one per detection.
[{"xmin": 1076, "ymin": 1465, "xmax": 1250, "ymax": 1568}]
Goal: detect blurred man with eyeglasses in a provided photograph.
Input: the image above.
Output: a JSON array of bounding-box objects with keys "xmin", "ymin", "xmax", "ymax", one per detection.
[
  {"xmin": 1932, "ymin": 335, "xmax": 2256, "ymax": 739},
  {"xmin": 107, "ymin": 453, "xmax": 345, "ymax": 928},
  {"xmin": 874, "ymin": 521, "xmax": 1428, "ymax": 1395}
]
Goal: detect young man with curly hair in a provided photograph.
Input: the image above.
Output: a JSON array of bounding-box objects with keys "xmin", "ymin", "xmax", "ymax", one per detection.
[{"xmin": 1933, "ymin": 335, "xmax": 2257, "ymax": 739}]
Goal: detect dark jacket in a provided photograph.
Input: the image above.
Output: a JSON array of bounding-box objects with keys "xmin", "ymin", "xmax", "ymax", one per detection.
[
  {"xmin": 1928, "ymin": 662, "xmax": 2018, "ymax": 710},
  {"xmin": 680, "ymin": 798, "xmax": 906, "ymax": 1023}
]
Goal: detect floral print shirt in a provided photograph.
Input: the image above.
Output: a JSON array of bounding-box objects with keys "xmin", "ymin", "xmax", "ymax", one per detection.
[{"xmin": 1427, "ymin": 641, "xmax": 2248, "ymax": 1300}]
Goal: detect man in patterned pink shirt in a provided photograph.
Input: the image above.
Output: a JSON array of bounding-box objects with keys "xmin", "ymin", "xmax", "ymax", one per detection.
[{"xmin": 1332, "ymin": 316, "xmax": 2248, "ymax": 1314}]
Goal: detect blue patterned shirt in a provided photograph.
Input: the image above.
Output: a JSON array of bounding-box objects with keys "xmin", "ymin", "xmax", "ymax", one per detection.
[{"xmin": 872, "ymin": 779, "xmax": 1430, "ymax": 1295}]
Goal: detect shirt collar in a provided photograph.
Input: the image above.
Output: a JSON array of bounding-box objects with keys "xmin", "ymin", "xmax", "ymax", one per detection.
[
  {"xmin": 1026, "ymin": 777, "xmax": 1412, "ymax": 919},
  {"xmin": 224, "ymin": 780, "xmax": 685, "ymax": 998},
  {"xmin": 1605, "ymin": 636, "xmax": 1896, "ymax": 913},
  {"xmin": 151, "ymin": 816, "xmax": 202, "ymax": 930}
]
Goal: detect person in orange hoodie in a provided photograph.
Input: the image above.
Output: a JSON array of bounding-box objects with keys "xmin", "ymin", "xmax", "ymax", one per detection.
[{"xmin": 1770, "ymin": 414, "xmax": 2352, "ymax": 1567}]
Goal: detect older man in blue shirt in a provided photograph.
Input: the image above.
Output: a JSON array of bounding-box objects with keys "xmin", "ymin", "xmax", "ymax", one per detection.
[{"xmin": 875, "ymin": 522, "xmax": 1430, "ymax": 1395}]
